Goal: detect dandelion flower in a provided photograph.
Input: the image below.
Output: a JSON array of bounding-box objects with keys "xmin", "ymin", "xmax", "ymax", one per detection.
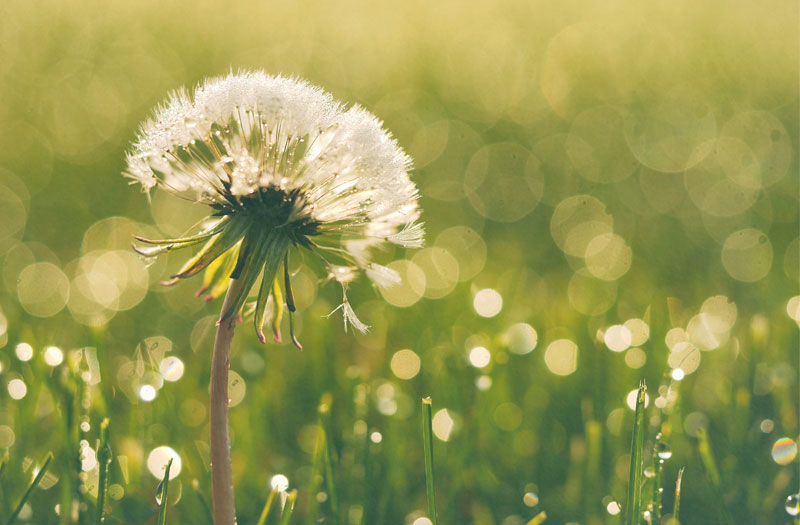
[{"xmin": 127, "ymin": 71, "xmax": 423, "ymax": 346}]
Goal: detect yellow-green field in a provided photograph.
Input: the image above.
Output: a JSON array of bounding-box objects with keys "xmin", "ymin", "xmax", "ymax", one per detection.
[{"xmin": 0, "ymin": 0, "xmax": 797, "ymax": 523}]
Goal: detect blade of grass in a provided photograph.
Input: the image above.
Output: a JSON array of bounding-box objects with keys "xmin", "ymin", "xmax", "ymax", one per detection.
[
  {"xmin": 319, "ymin": 398, "xmax": 340, "ymax": 524},
  {"xmin": 696, "ymin": 428, "xmax": 732, "ymax": 523},
  {"xmin": 156, "ymin": 458, "xmax": 173, "ymax": 525},
  {"xmin": 7, "ymin": 453, "xmax": 53, "ymax": 525},
  {"xmin": 257, "ymin": 487, "xmax": 279, "ymax": 525},
  {"xmin": 278, "ymin": 489, "xmax": 298, "ymax": 525},
  {"xmin": 421, "ymin": 397, "xmax": 438, "ymax": 525},
  {"xmin": 696, "ymin": 428, "xmax": 719, "ymax": 486},
  {"xmin": 191, "ymin": 479, "xmax": 213, "ymax": 525},
  {"xmin": 625, "ymin": 381, "xmax": 647, "ymax": 525},
  {"xmin": 671, "ymin": 467, "xmax": 684, "ymax": 524},
  {"xmin": 527, "ymin": 511, "xmax": 547, "ymax": 525},
  {"xmin": 651, "ymin": 433, "xmax": 664, "ymax": 523},
  {"xmin": 95, "ymin": 419, "xmax": 111, "ymax": 524}
]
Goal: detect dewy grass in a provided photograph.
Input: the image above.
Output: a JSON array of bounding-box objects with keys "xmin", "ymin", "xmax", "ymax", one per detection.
[
  {"xmin": 278, "ymin": 490, "xmax": 299, "ymax": 525},
  {"xmin": 669, "ymin": 467, "xmax": 685, "ymax": 525},
  {"xmin": 421, "ymin": 397, "xmax": 438, "ymax": 525},
  {"xmin": 257, "ymin": 487, "xmax": 279, "ymax": 525},
  {"xmin": 7, "ymin": 453, "xmax": 52, "ymax": 525},
  {"xmin": 156, "ymin": 458, "xmax": 173, "ymax": 525},
  {"xmin": 625, "ymin": 381, "xmax": 647, "ymax": 525},
  {"xmin": 650, "ymin": 433, "xmax": 665, "ymax": 523},
  {"xmin": 95, "ymin": 418, "xmax": 112, "ymax": 525}
]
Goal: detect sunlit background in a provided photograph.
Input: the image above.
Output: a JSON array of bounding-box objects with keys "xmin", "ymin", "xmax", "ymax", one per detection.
[{"xmin": 0, "ymin": 0, "xmax": 797, "ymax": 523}]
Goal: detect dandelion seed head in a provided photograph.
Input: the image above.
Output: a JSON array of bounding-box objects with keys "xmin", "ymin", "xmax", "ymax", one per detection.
[{"xmin": 126, "ymin": 71, "xmax": 423, "ymax": 343}]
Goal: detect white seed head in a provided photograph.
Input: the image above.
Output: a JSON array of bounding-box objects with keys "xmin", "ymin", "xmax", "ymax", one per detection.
[{"xmin": 125, "ymin": 71, "xmax": 423, "ymax": 340}]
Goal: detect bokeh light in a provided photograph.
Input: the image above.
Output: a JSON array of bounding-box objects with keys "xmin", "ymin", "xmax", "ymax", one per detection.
[
  {"xmin": 771, "ymin": 438, "xmax": 798, "ymax": 466},
  {"xmin": 473, "ymin": 289, "xmax": 502, "ymax": 318},
  {"xmin": 390, "ymin": 349, "xmax": 421, "ymax": 380},
  {"xmin": 544, "ymin": 339, "xmax": 578, "ymax": 376},
  {"xmin": 147, "ymin": 446, "xmax": 181, "ymax": 480}
]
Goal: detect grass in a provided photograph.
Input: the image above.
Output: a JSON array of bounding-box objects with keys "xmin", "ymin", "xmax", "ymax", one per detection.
[
  {"xmin": 625, "ymin": 381, "xmax": 647, "ymax": 525},
  {"xmin": 7, "ymin": 453, "xmax": 52, "ymax": 525},
  {"xmin": 421, "ymin": 397, "xmax": 438, "ymax": 525},
  {"xmin": 0, "ymin": 0, "xmax": 796, "ymax": 523}
]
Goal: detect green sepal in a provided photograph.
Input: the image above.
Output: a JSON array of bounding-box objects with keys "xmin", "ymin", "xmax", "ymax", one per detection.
[
  {"xmin": 134, "ymin": 216, "xmax": 230, "ymax": 245},
  {"xmin": 271, "ymin": 275, "xmax": 284, "ymax": 343},
  {"xmin": 254, "ymin": 235, "xmax": 290, "ymax": 344},
  {"xmin": 219, "ymin": 228, "xmax": 281, "ymax": 322},
  {"xmin": 173, "ymin": 217, "xmax": 250, "ymax": 279}
]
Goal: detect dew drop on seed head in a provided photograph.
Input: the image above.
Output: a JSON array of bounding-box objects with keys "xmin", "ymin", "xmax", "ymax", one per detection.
[
  {"xmin": 786, "ymin": 493, "xmax": 799, "ymax": 516},
  {"xmin": 656, "ymin": 442, "xmax": 672, "ymax": 459}
]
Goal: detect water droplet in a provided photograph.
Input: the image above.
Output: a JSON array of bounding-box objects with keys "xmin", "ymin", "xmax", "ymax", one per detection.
[
  {"xmin": 644, "ymin": 466, "xmax": 655, "ymax": 478},
  {"xmin": 80, "ymin": 421, "xmax": 90, "ymax": 432},
  {"xmin": 786, "ymin": 493, "xmax": 800, "ymax": 516},
  {"xmin": 656, "ymin": 442, "xmax": 672, "ymax": 459},
  {"xmin": 523, "ymin": 492, "xmax": 539, "ymax": 507},
  {"xmin": 155, "ymin": 480, "xmax": 164, "ymax": 505}
]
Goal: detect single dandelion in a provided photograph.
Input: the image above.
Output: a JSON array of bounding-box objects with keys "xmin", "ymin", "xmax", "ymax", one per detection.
[{"xmin": 125, "ymin": 71, "xmax": 423, "ymax": 524}]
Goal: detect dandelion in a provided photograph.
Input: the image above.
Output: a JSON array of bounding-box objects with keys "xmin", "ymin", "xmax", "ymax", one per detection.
[
  {"xmin": 127, "ymin": 71, "xmax": 423, "ymax": 346},
  {"xmin": 125, "ymin": 71, "xmax": 422, "ymax": 524}
]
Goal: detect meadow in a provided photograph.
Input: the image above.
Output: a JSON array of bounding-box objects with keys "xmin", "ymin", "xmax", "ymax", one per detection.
[{"xmin": 0, "ymin": 0, "xmax": 797, "ymax": 523}]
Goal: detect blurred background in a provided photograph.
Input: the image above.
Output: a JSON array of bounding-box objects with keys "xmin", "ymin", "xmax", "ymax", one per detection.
[{"xmin": 0, "ymin": 0, "xmax": 797, "ymax": 523}]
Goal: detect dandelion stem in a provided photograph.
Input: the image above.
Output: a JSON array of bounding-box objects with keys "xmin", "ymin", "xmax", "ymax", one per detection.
[
  {"xmin": 210, "ymin": 278, "xmax": 247, "ymax": 525},
  {"xmin": 625, "ymin": 381, "xmax": 647, "ymax": 525},
  {"xmin": 422, "ymin": 397, "xmax": 438, "ymax": 525}
]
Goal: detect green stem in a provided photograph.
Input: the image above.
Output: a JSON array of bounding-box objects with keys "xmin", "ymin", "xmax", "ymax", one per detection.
[
  {"xmin": 625, "ymin": 381, "xmax": 647, "ymax": 525},
  {"xmin": 672, "ymin": 467, "xmax": 684, "ymax": 523},
  {"xmin": 95, "ymin": 419, "xmax": 111, "ymax": 524},
  {"xmin": 278, "ymin": 490, "xmax": 298, "ymax": 525},
  {"xmin": 421, "ymin": 397, "xmax": 438, "ymax": 525},
  {"xmin": 256, "ymin": 488, "xmax": 279, "ymax": 525},
  {"xmin": 156, "ymin": 458, "xmax": 173, "ymax": 525},
  {"xmin": 651, "ymin": 433, "xmax": 664, "ymax": 523},
  {"xmin": 7, "ymin": 454, "xmax": 53, "ymax": 525}
]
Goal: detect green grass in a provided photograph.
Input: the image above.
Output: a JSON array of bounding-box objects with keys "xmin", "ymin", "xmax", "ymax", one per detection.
[{"xmin": 0, "ymin": 0, "xmax": 797, "ymax": 523}]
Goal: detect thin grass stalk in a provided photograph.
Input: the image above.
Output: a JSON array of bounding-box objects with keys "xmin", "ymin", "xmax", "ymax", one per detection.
[
  {"xmin": 696, "ymin": 428, "xmax": 732, "ymax": 523},
  {"xmin": 156, "ymin": 458, "xmax": 173, "ymax": 525},
  {"xmin": 651, "ymin": 433, "xmax": 664, "ymax": 523},
  {"xmin": 7, "ymin": 453, "xmax": 53, "ymax": 525},
  {"xmin": 671, "ymin": 467, "xmax": 684, "ymax": 524},
  {"xmin": 625, "ymin": 381, "xmax": 647, "ymax": 525},
  {"xmin": 256, "ymin": 488, "xmax": 279, "ymax": 525},
  {"xmin": 278, "ymin": 490, "xmax": 298, "ymax": 525},
  {"xmin": 95, "ymin": 419, "xmax": 111, "ymax": 525},
  {"xmin": 421, "ymin": 397, "xmax": 438, "ymax": 525},
  {"xmin": 191, "ymin": 480, "xmax": 213, "ymax": 525},
  {"xmin": 320, "ymin": 400, "xmax": 340, "ymax": 524},
  {"xmin": 210, "ymin": 278, "xmax": 248, "ymax": 525}
]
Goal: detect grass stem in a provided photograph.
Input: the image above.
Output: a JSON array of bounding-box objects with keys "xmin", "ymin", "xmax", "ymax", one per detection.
[
  {"xmin": 421, "ymin": 397, "xmax": 438, "ymax": 525},
  {"xmin": 625, "ymin": 381, "xmax": 647, "ymax": 525},
  {"xmin": 156, "ymin": 458, "xmax": 173, "ymax": 525},
  {"xmin": 256, "ymin": 487, "xmax": 279, "ymax": 525},
  {"xmin": 95, "ymin": 419, "xmax": 111, "ymax": 525},
  {"xmin": 7, "ymin": 453, "xmax": 53, "ymax": 525},
  {"xmin": 278, "ymin": 490, "xmax": 298, "ymax": 525}
]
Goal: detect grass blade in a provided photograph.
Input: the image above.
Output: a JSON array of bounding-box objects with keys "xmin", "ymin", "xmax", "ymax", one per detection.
[
  {"xmin": 320, "ymin": 399, "xmax": 340, "ymax": 524},
  {"xmin": 7, "ymin": 453, "xmax": 53, "ymax": 525},
  {"xmin": 95, "ymin": 419, "xmax": 112, "ymax": 524},
  {"xmin": 670, "ymin": 467, "xmax": 684, "ymax": 524},
  {"xmin": 156, "ymin": 458, "xmax": 173, "ymax": 525},
  {"xmin": 278, "ymin": 489, "xmax": 298, "ymax": 525},
  {"xmin": 651, "ymin": 432, "xmax": 664, "ymax": 523},
  {"xmin": 421, "ymin": 397, "xmax": 438, "ymax": 525},
  {"xmin": 527, "ymin": 511, "xmax": 547, "ymax": 525},
  {"xmin": 625, "ymin": 381, "xmax": 647, "ymax": 525},
  {"xmin": 696, "ymin": 428, "xmax": 719, "ymax": 486},
  {"xmin": 257, "ymin": 487, "xmax": 280, "ymax": 525}
]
